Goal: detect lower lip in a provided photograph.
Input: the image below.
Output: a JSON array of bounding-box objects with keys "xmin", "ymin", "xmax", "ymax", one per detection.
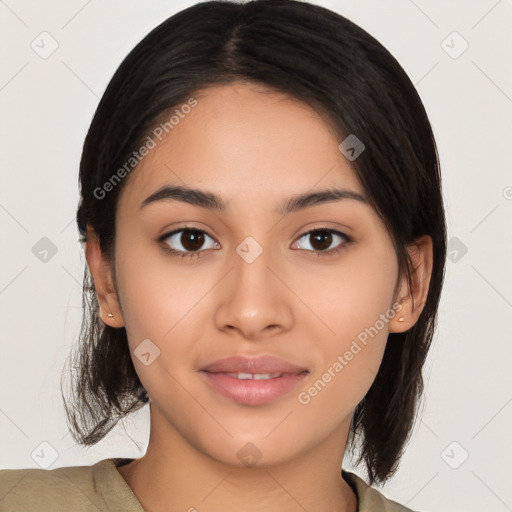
[{"xmin": 201, "ymin": 371, "xmax": 309, "ymax": 406}]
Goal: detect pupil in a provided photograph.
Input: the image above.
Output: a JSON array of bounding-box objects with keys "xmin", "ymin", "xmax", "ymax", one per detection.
[
  {"xmin": 312, "ymin": 231, "xmax": 331, "ymax": 251},
  {"xmin": 182, "ymin": 230, "xmax": 204, "ymax": 251}
]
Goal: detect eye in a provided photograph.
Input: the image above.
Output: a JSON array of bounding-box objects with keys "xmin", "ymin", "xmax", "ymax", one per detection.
[
  {"xmin": 293, "ymin": 228, "xmax": 351, "ymax": 257},
  {"xmin": 158, "ymin": 226, "xmax": 352, "ymax": 259},
  {"xmin": 159, "ymin": 228, "xmax": 218, "ymax": 259}
]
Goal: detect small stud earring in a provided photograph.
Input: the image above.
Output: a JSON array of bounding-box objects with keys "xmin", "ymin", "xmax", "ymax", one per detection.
[
  {"xmin": 107, "ymin": 312, "xmax": 114, "ymax": 318},
  {"xmin": 398, "ymin": 316, "xmax": 405, "ymax": 322}
]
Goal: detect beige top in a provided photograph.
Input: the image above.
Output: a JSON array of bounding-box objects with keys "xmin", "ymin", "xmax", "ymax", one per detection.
[{"xmin": 0, "ymin": 457, "xmax": 415, "ymax": 511}]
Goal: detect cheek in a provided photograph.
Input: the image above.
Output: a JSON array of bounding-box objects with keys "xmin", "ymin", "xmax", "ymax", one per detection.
[
  {"xmin": 297, "ymin": 276, "xmax": 393, "ymax": 418},
  {"xmin": 113, "ymin": 236, "xmax": 221, "ymax": 388},
  {"xmin": 294, "ymin": 247, "xmax": 397, "ymax": 408},
  {"xmin": 115, "ymin": 239, "xmax": 204, "ymax": 340},
  {"xmin": 294, "ymin": 245, "xmax": 398, "ymax": 346}
]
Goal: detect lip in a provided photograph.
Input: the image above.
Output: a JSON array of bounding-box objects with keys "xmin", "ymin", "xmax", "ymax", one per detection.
[
  {"xmin": 200, "ymin": 355, "xmax": 308, "ymax": 375},
  {"xmin": 200, "ymin": 355, "xmax": 309, "ymax": 406}
]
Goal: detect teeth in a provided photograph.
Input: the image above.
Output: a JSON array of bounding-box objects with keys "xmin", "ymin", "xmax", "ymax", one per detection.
[
  {"xmin": 253, "ymin": 373, "xmax": 282, "ymax": 380},
  {"xmin": 234, "ymin": 372, "xmax": 253, "ymax": 380},
  {"xmin": 226, "ymin": 372, "xmax": 283, "ymax": 380}
]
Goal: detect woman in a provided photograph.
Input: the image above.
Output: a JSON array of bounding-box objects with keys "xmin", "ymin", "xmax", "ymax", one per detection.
[{"xmin": 0, "ymin": 1, "xmax": 446, "ymax": 510}]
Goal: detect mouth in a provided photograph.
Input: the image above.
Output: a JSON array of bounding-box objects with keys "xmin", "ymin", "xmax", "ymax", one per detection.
[{"xmin": 199, "ymin": 355, "xmax": 309, "ymax": 406}]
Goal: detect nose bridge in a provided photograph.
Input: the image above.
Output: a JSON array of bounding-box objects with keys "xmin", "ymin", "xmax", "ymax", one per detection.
[
  {"xmin": 231, "ymin": 233, "xmax": 277, "ymax": 300},
  {"xmin": 214, "ymin": 232, "xmax": 294, "ymax": 336}
]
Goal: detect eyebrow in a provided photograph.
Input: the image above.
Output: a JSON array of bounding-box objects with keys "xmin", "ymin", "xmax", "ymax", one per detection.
[{"xmin": 139, "ymin": 184, "xmax": 368, "ymax": 215}]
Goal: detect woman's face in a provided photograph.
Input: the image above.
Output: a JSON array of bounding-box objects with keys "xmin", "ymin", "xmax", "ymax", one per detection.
[{"xmin": 105, "ymin": 81, "xmax": 410, "ymax": 467}]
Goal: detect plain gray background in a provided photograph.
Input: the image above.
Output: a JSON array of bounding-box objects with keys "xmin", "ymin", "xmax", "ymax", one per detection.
[{"xmin": 1, "ymin": 1, "xmax": 511, "ymax": 510}]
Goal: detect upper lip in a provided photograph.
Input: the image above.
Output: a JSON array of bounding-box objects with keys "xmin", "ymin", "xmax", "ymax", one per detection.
[{"xmin": 201, "ymin": 355, "xmax": 308, "ymax": 375}]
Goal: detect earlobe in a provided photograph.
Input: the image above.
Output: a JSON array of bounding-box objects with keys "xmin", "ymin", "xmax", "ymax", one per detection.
[
  {"xmin": 389, "ymin": 235, "xmax": 433, "ymax": 333},
  {"xmin": 84, "ymin": 225, "xmax": 125, "ymax": 328}
]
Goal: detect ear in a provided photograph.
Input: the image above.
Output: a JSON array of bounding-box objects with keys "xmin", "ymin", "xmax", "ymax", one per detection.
[
  {"xmin": 85, "ymin": 225, "xmax": 125, "ymax": 328},
  {"xmin": 389, "ymin": 234, "xmax": 433, "ymax": 333}
]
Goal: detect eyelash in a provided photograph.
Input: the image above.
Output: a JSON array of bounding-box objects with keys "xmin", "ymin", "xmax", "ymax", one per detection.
[{"xmin": 158, "ymin": 226, "xmax": 352, "ymax": 260}]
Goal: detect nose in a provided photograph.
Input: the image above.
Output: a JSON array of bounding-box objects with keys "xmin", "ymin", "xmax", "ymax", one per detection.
[{"xmin": 213, "ymin": 240, "xmax": 294, "ymax": 340}]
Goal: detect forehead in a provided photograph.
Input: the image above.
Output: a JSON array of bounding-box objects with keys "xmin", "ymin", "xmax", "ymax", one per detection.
[{"xmin": 118, "ymin": 82, "xmax": 365, "ymax": 210}]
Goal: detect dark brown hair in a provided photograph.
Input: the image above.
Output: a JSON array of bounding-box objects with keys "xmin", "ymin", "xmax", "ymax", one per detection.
[{"xmin": 63, "ymin": 0, "xmax": 447, "ymax": 485}]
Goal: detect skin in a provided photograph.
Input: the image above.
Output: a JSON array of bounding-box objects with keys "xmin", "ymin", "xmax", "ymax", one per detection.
[{"xmin": 86, "ymin": 81, "xmax": 433, "ymax": 512}]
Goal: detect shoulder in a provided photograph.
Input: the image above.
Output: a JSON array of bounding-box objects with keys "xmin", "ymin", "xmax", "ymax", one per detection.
[
  {"xmin": 0, "ymin": 461, "xmax": 102, "ymax": 511},
  {"xmin": 343, "ymin": 471, "xmax": 419, "ymax": 512},
  {"xmin": 0, "ymin": 458, "xmax": 143, "ymax": 512}
]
